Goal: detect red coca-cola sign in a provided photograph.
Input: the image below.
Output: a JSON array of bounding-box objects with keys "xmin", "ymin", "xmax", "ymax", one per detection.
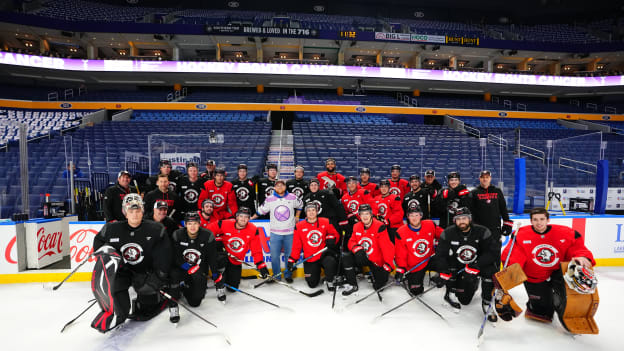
[
  {"xmin": 37, "ymin": 227, "xmax": 63, "ymax": 260},
  {"xmin": 4, "ymin": 236, "xmax": 17, "ymax": 264},
  {"xmin": 70, "ymin": 229, "xmax": 98, "ymax": 264}
]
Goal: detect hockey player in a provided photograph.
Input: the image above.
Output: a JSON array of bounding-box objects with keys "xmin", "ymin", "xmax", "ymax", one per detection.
[
  {"xmin": 470, "ymin": 170, "xmax": 513, "ymax": 266},
  {"xmin": 433, "ymin": 171, "xmax": 471, "ymax": 228},
  {"xmin": 168, "ymin": 212, "xmax": 223, "ymax": 323},
  {"xmin": 210, "ymin": 207, "xmax": 269, "ymax": 289},
  {"xmin": 252, "ymin": 179, "xmax": 302, "ymax": 283},
  {"xmin": 231, "ymin": 163, "xmax": 256, "ymax": 211},
  {"xmin": 103, "ymin": 170, "xmax": 137, "ymax": 222},
  {"xmin": 197, "ymin": 167, "xmax": 238, "ymax": 220},
  {"xmin": 144, "ymin": 174, "xmax": 182, "ymax": 223},
  {"xmin": 145, "ymin": 159, "xmax": 181, "ymax": 193},
  {"xmin": 91, "ymin": 193, "xmax": 172, "ymax": 332},
  {"xmin": 422, "ymin": 169, "xmax": 441, "ymax": 218},
  {"xmin": 402, "ymin": 175, "xmax": 430, "ymax": 219},
  {"xmin": 176, "ymin": 162, "xmax": 203, "ymax": 215},
  {"xmin": 317, "ymin": 157, "xmax": 346, "ymax": 197},
  {"xmin": 198, "ymin": 199, "xmax": 220, "ymax": 229},
  {"xmin": 255, "ymin": 163, "xmax": 278, "ymax": 219},
  {"xmin": 372, "ymin": 179, "xmax": 404, "ymax": 243},
  {"xmin": 287, "ymin": 203, "xmax": 340, "ymax": 290},
  {"xmin": 302, "ymin": 178, "xmax": 347, "ymax": 233},
  {"xmin": 286, "ymin": 165, "xmax": 309, "ymax": 201},
  {"xmin": 200, "ymin": 159, "xmax": 216, "ymax": 182},
  {"xmin": 435, "ymin": 207, "xmax": 499, "ymax": 319},
  {"xmin": 341, "ymin": 204, "xmax": 394, "ymax": 296},
  {"xmin": 395, "ymin": 206, "xmax": 443, "ymax": 295},
  {"xmin": 149, "ymin": 200, "xmax": 179, "ymax": 238},
  {"xmin": 498, "ymin": 208, "xmax": 596, "ymax": 325},
  {"xmin": 389, "ymin": 164, "xmax": 410, "ymax": 198},
  {"xmin": 358, "ymin": 167, "xmax": 380, "ymax": 198},
  {"xmin": 341, "ymin": 176, "xmax": 373, "ymax": 239}
]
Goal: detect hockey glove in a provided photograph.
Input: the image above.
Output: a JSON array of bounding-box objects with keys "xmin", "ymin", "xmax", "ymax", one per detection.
[
  {"xmin": 382, "ymin": 263, "xmax": 393, "ymax": 273},
  {"xmin": 325, "ymin": 235, "xmax": 337, "ymax": 249},
  {"xmin": 256, "ymin": 261, "xmax": 270, "ymax": 279},
  {"xmin": 502, "ymin": 221, "xmax": 514, "ymax": 236},
  {"xmin": 395, "ymin": 267, "xmax": 405, "ymax": 283},
  {"xmin": 439, "ymin": 272, "xmax": 452, "ymax": 281},
  {"xmin": 465, "ymin": 263, "xmax": 480, "ymax": 275},
  {"xmin": 352, "ymin": 246, "xmax": 368, "ymax": 266},
  {"xmin": 181, "ymin": 262, "xmax": 200, "ymax": 275},
  {"xmin": 286, "ymin": 257, "xmax": 296, "ymax": 272}
]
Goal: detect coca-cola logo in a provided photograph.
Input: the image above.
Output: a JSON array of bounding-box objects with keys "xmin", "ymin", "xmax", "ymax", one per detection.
[
  {"xmin": 37, "ymin": 227, "xmax": 62, "ymax": 260},
  {"xmin": 4, "ymin": 236, "xmax": 17, "ymax": 264},
  {"xmin": 70, "ymin": 229, "xmax": 98, "ymax": 264}
]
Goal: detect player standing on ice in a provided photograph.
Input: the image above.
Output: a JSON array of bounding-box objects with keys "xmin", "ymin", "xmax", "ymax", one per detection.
[
  {"xmin": 231, "ymin": 163, "xmax": 256, "ymax": 212},
  {"xmin": 317, "ymin": 157, "xmax": 347, "ymax": 198},
  {"xmin": 435, "ymin": 207, "xmax": 499, "ymax": 320},
  {"xmin": 286, "ymin": 165, "xmax": 309, "ymax": 201},
  {"xmin": 143, "ymin": 174, "xmax": 182, "ymax": 223},
  {"xmin": 388, "ymin": 164, "xmax": 410, "ymax": 198},
  {"xmin": 176, "ymin": 162, "xmax": 204, "ymax": 216},
  {"xmin": 197, "ymin": 167, "xmax": 238, "ymax": 220},
  {"xmin": 146, "ymin": 159, "xmax": 180, "ymax": 193},
  {"xmin": 91, "ymin": 193, "xmax": 172, "ymax": 332},
  {"xmin": 394, "ymin": 205, "xmax": 443, "ymax": 295},
  {"xmin": 402, "ymin": 175, "xmax": 431, "ymax": 219},
  {"xmin": 358, "ymin": 167, "xmax": 380, "ymax": 198},
  {"xmin": 253, "ymin": 179, "xmax": 303, "ymax": 283},
  {"xmin": 255, "ymin": 163, "xmax": 278, "ymax": 219},
  {"xmin": 200, "ymin": 159, "xmax": 216, "ymax": 182},
  {"xmin": 341, "ymin": 176, "xmax": 373, "ymax": 242},
  {"xmin": 287, "ymin": 203, "xmax": 340, "ymax": 291},
  {"xmin": 372, "ymin": 179, "xmax": 404, "ymax": 244},
  {"xmin": 433, "ymin": 171, "xmax": 471, "ymax": 228},
  {"xmin": 341, "ymin": 204, "xmax": 395, "ymax": 296},
  {"xmin": 168, "ymin": 212, "xmax": 222, "ymax": 323},
  {"xmin": 302, "ymin": 178, "xmax": 347, "ymax": 233}
]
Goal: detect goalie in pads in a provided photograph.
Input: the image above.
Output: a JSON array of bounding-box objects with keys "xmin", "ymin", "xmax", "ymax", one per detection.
[{"xmin": 495, "ymin": 208, "xmax": 598, "ymax": 334}]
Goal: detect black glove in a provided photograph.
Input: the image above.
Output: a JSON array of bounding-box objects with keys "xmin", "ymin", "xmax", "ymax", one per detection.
[
  {"xmin": 431, "ymin": 273, "xmax": 445, "ymax": 288},
  {"xmin": 353, "ymin": 246, "xmax": 368, "ymax": 266},
  {"xmin": 138, "ymin": 272, "xmax": 165, "ymax": 294},
  {"xmin": 395, "ymin": 271, "xmax": 404, "ymax": 283},
  {"xmin": 256, "ymin": 262, "xmax": 270, "ymax": 279},
  {"xmin": 326, "ymin": 236, "xmax": 337, "ymax": 249},
  {"xmin": 286, "ymin": 257, "xmax": 296, "ymax": 272},
  {"xmin": 502, "ymin": 221, "xmax": 513, "ymax": 236}
]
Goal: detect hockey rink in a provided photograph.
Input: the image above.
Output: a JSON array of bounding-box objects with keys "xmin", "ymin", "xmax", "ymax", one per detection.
[{"xmin": 1, "ymin": 267, "xmax": 621, "ymax": 351}]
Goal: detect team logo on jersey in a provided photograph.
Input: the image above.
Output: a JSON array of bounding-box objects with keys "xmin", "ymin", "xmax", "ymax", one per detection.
[
  {"xmin": 378, "ymin": 203, "xmax": 388, "ymax": 216},
  {"xmin": 236, "ymin": 187, "xmax": 250, "ymax": 201},
  {"xmin": 407, "ymin": 199, "xmax": 420, "ymax": 210},
  {"xmin": 227, "ymin": 237, "xmax": 245, "ymax": 253},
  {"xmin": 292, "ymin": 187, "xmax": 304, "ymax": 198},
  {"xmin": 184, "ymin": 189, "xmax": 199, "ymax": 203},
  {"xmin": 307, "ymin": 230, "xmax": 323, "ymax": 248},
  {"xmin": 412, "ymin": 239, "xmax": 430, "ymax": 257},
  {"xmin": 183, "ymin": 248, "xmax": 201, "ymax": 265},
  {"xmin": 359, "ymin": 237, "xmax": 374, "ymax": 255},
  {"xmin": 120, "ymin": 243, "xmax": 144, "ymax": 265},
  {"xmin": 265, "ymin": 186, "xmax": 274, "ymax": 197},
  {"xmin": 347, "ymin": 200, "xmax": 360, "ymax": 214},
  {"xmin": 309, "ymin": 200, "xmax": 323, "ymax": 215},
  {"xmin": 456, "ymin": 245, "xmax": 477, "ymax": 264},
  {"xmin": 211, "ymin": 194, "xmax": 225, "ymax": 207},
  {"xmin": 390, "ymin": 187, "xmax": 401, "ymax": 195},
  {"xmin": 274, "ymin": 205, "xmax": 291, "ymax": 222},
  {"xmin": 531, "ymin": 244, "xmax": 560, "ymax": 268}
]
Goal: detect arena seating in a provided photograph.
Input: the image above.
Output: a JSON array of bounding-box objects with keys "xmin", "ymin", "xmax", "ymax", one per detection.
[
  {"xmin": 132, "ymin": 110, "xmax": 266, "ymax": 122},
  {"xmin": 33, "ymin": 0, "xmax": 170, "ymax": 22},
  {"xmin": 69, "ymin": 90, "xmax": 173, "ymax": 102},
  {"xmin": 0, "ymin": 109, "xmax": 86, "ymax": 147},
  {"xmin": 181, "ymin": 90, "xmax": 288, "ymax": 103},
  {"xmin": 295, "ymin": 112, "xmax": 396, "ymax": 124}
]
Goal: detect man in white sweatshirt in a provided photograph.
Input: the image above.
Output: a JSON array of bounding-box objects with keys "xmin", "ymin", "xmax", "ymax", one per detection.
[{"xmin": 253, "ymin": 179, "xmax": 302, "ymax": 283}]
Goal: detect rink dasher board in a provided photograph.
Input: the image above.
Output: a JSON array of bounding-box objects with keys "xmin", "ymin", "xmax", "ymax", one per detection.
[{"xmin": 0, "ymin": 215, "xmax": 623, "ymax": 283}]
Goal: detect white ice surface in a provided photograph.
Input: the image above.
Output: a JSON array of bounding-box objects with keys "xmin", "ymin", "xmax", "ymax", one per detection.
[{"xmin": 1, "ymin": 267, "xmax": 622, "ymax": 351}]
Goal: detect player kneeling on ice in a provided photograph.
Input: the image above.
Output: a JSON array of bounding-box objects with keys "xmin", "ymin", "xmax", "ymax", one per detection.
[
  {"xmin": 168, "ymin": 212, "xmax": 223, "ymax": 323},
  {"xmin": 91, "ymin": 193, "xmax": 172, "ymax": 333},
  {"xmin": 341, "ymin": 204, "xmax": 395, "ymax": 296},
  {"xmin": 494, "ymin": 207, "xmax": 598, "ymax": 334},
  {"xmin": 435, "ymin": 207, "xmax": 499, "ymax": 320},
  {"xmin": 394, "ymin": 206, "xmax": 443, "ymax": 295},
  {"xmin": 287, "ymin": 203, "xmax": 340, "ymax": 291}
]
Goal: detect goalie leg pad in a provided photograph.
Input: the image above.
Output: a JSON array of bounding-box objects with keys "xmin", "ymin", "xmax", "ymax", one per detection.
[{"xmin": 493, "ymin": 263, "xmax": 527, "ymax": 291}]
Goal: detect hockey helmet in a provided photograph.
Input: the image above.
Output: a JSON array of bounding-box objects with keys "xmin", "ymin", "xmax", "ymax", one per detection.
[
  {"xmin": 236, "ymin": 206, "xmax": 252, "ymax": 218},
  {"xmin": 159, "ymin": 159, "xmax": 171, "ymax": 168},
  {"xmin": 447, "ymin": 171, "xmax": 461, "ymax": 180},
  {"xmin": 266, "ymin": 163, "xmax": 278, "ymax": 171},
  {"xmin": 346, "ymin": 176, "xmax": 358, "ymax": 184},
  {"xmin": 360, "ymin": 167, "xmax": 371, "ymax": 174},
  {"xmin": 294, "ymin": 165, "xmax": 305, "ymax": 171},
  {"xmin": 406, "ymin": 205, "xmax": 423, "ymax": 216},
  {"xmin": 358, "ymin": 203, "xmax": 373, "ymax": 215},
  {"xmin": 201, "ymin": 198, "xmax": 214, "ymax": 208},
  {"xmin": 186, "ymin": 162, "xmax": 198, "ymax": 169},
  {"xmin": 379, "ymin": 179, "xmax": 391, "ymax": 187},
  {"xmin": 390, "ymin": 164, "xmax": 401, "ymax": 171},
  {"xmin": 325, "ymin": 157, "xmax": 336, "ymax": 165},
  {"xmin": 304, "ymin": 202, "xmax": 319, "ymax": 213},
  {"xmin": 309, "ymin": 178, "xmax": 320, "ymax": 185},
  {"xmin": 453, "ymin": 207, "xmax": 472, "ymax": 221},
  {"xmin": 409, "ymin": 174, "xmax": 421, "ymax": 182},
  {"xmin": 122, "ymin": 193, "xmax": 143, "ymax": 212},
  {"xmin": 185, "ymin": 212, "xmax": 201, "ymax": 223},
  {"xmin": 215, "ymin": 167, "xmax": 226, "ymax": 175},
  {"xmin": 480, "ymin": 170, "xmax": 491, "ymax": 177},
  {"xmin": 237, "ymin": 163, "xmax": 248, "ymax": 170}
]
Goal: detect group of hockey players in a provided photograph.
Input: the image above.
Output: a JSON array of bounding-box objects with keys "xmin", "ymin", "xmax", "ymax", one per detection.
[{"xmin": 91, "ymin": 157, "xmax": 598, "ymax": 336}]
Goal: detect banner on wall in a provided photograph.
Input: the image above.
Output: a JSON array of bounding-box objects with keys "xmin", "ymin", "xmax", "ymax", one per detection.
[
  {"xmin": 0, "ymin": 224, "xmax": 18, "ymax": 274},
  {"xmin": 24, "ymin": 219, "xmax": 64, "ymax": 269}
]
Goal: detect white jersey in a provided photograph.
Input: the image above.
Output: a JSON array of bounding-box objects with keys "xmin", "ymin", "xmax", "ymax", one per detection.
[{"xmin": 257, "ymin": 192, "xmax": 303, "ymax": 235}]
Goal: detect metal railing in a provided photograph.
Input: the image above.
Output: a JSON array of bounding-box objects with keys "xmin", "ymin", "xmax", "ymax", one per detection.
[
  {"xmin": 487, "ymin": 133, "xmax": 508, "ymax": 149},
  {"xmin": 558, "ymin": 157, "xmax": 597, "ymax": 174},
  {"xmin": 519, "ymin": 144, "xmax": 545, "ymax": 162}
]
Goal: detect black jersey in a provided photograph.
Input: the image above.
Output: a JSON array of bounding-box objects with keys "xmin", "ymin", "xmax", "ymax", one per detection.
[
  {"xmin": 171, "ymin": 227, "xmax": 218, "ymax": 276},
  {"xmin": 302, "ymin": 190, "xmax": 347, "ymax": 228},
  {"xmin": 231, "ymin": 178, "xmax": 257, "ymax": 211},
  {"xmin": 176, "ymin": 176, "xmax": 204, "ymax": 214},
  {"xmin": 144, "ymin": 188, "xmax": 182, "ymax": 223},
  {"xmin": 286, "ymin": 178, "xmax": 309, "ymax": 200},
  {"xmin": 255, "ymin": 177, "xmax": 276, "ymax": 206},
  {"xmin": 433, "ymin": 184, "xmax": 472, "ymax": 228},
  {"xmin": 102, "ymin": 183, "xmax": 138, "ymax": 222},
  {"xmin": 435, "ymin": 223, "xmax": 497, "ymax": 273},
  {"xmin": 93, "ymin": 220, "xmax": 172, "ymax": 276},
  {"xmin": 402, "ymin": 188, "xmax": 430, "ymax": 219},
  {"xmin": 145, "ymin": 171, "xmax": 181, "ymax": 193}
]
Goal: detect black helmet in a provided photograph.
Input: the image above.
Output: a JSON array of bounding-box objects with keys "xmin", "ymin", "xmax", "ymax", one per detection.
[
  {"xmin": 304, "ymin": 202, "xmax": 318, "ymax": 212},
  {"xmin": 360, "ymin": 167, "xmax": 371, "ymax": 174},
  {"xmin": 186, "ymin": 162, "xmax": 198, "ymax": 169},
  {"xmin": 159, "ymin": 159, "xmax": 171, "ymax": 167},
  {"xmin": 358, "ymin": 203, "xmax": 373, "ymax": 214},
  {"xmin": 215, "ymin": 167, "xmax": 226, "ymax": 175},
  {"xmin": 325, "ymin": 157, "xmax": 336, "ymax": 164},
  {"xmin": 266, "ymin": 163, "xmax": 278, "ymax": 171},
  {"xmin": 409, "ymin": 174, "xmax": 421, "ymax": 182},
  {"xmin": 390, "ymin": 164, "xmax": 401, "ymax": 171},
  {"xmin": 236, "ymin": 206, "xmax": 252, "ymax": 217},
  {"xmin": 201, "ymin": 198, "xmax": 214, "ymax": 207},
  {"xmin": 309, "ymin": 178, "xmax": 320, "ymax": 185},
  {"xmin": 184, "ymin": 212, "xmax": 201, "ymax": 223},
  {"xmin": 453, "ymin": 207, "xmax": 472, "ymax": 219},
  {"xmin": 379, "ymin": 179, "xmax": 391, "ymax": 187},
  {"xmin": 406, "ymin": 205, "xmax": 423, "ymax": 215},
  {"xmin": 237, "ymin": 163, "xmax": 248, "ymax": 170},
  {"xmin": 346, "ymin": 176, "xmax": 358, "ymax": 183},
  {"xmin": 447, "ymin": 171, "xmax": 461, "ymax": 180}
]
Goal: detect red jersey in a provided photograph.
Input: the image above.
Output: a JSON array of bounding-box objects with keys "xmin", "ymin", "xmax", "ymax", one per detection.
[
  {"xmin": 502, "ymin": 224, "xmax": 595, "ymax": 283},
  {"xmin": 198, "ymin": 180, "xmax": 238, "ymax": 219},
  {"xmin": 198, "ymin": 210, "xmax": 220, "ymax": 230},
  {"xmin": 348, "ymin": 219, "xmax": 395, "ymax": 268},
  {"xmin": 359, "ymin": 182, "xmax": 380, "ymax": 198},
  {"xmin": 341, "ymin": 189, "xmax": 373, "ymax": 220},
  {"xmin": 210, "ymin": 219, "xmax": 265, "ymax": 266},
  {"xmin": 291, "ymin": 217, "xmax": 339, "ymax": 263},
  {"xmin": 389, "ymin": 178, "xmax": 410, "ymax": 198},
  {"xmin": 395, "ymin": 220, "xmax": 443, "ymax": 273},
  {"xmin": 317, "ymin": 171, "xmax": 347, "ymax": 195},
  {"xmin": 372, "ymin": 194, "xmax": 404, "ymax": 228}
]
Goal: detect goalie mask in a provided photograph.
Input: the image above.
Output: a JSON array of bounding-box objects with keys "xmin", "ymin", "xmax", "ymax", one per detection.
[
  {"xmin": 564, "ymin": 260, "xmax": 598, "ymax": 294},
  {"xmin": 122, "ymin": 193, "xmax": 143, "ymax": 212}
]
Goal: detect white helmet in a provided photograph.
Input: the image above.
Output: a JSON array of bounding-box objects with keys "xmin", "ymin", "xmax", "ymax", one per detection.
[{"xmin": 122, "ymin": 193, "xmax": 144, "ymax": 212}]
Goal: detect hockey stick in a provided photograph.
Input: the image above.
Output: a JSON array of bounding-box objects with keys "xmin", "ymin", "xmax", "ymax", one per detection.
[
  {"xmin": 223, "ymin": 283, "xmax": 283, "ymax": 309},
  {"xmin": 331, "ymin": 231, "xmax": 346, "ymax": 309},
  {"xmin": 374, "ymin": 285, "xmax": 437, "ymax": 321},
  {"xmin": 159, "ymin": 290, "xmax": 232, "ymax": 346},
  {"xmin": 403, "ymin": 283, "xmax": 445, "ymax": 321},
  {"xmin": 253, "ymin": 247, "xmax": 328, "ymax": 289},
  {"xmin": 60, "ymin": 299, "xmax": 97, "ymax": 333},
  {"xmin": 347, "ymin": 257, "xmax": 431, "ymax": 307},
  {"xmin": 133, "ymin": 180, "xmax": 140, "ymax": 194},
  {"xmin": 368, "ymin": 270, "xmax": 383, "ymax": 302},
  {"xmin": 477, "ymin": 224, "xmax": 519, "ymax": 346},
  {"xmin": 52, "ymin": 252, "xmax": 95, "ymax": 290}
]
